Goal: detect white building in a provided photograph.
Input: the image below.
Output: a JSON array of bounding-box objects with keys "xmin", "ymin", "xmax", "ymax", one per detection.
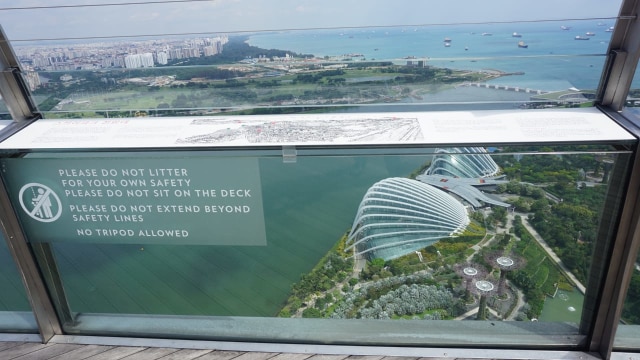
[
  {"xmin": 156, "ymin": 51, "xmax": 168, "ymax": 65},
  {"xmin": 203, "ymin": 46, "xmax": 218, "ymax": 57},
  {"xmin": 23, "ymin": 71, "xmax": 41, "ymax": 91},
  {"xmin": 124, "ymin": 53, "xmax": 154, "ymax": 68}
]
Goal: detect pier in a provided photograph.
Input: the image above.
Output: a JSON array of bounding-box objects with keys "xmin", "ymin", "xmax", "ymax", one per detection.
[{"xmin": 458, "ymin": 82, "xmax": 550, "ymax": 95}]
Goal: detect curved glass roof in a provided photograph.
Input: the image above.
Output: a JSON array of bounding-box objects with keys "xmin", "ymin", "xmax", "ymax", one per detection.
[
  {"xmin": 346, "ymin": 177, "xmax": 469, "ymax": 261},
  {"xmin": 425, "ymin": 147, "xmax": 501, "ymax": 178}
]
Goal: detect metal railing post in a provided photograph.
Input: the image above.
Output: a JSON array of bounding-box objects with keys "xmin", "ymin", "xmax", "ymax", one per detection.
[
  {"xmin": 0, "ymin": 25, "xmax": 61, "ymax": 342},
  {"xmin": 599, "ymin": 0, "xmax": 640, "ymax": 110},
  {"xmin": 587, "ymin": 108, "xmax": 640, "ymax": 359}
]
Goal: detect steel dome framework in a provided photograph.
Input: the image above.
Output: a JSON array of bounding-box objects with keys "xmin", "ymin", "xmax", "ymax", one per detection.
[
  {"xmin": 424, "ymin": 147, "xmax": 501, "ymax": 178},
  {"xmin": 346, "ymin": 177, "xmax": 470, "ymax": 261}
]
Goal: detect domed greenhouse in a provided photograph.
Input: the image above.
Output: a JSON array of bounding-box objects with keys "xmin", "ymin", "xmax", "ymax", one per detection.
[{"xmin": 345, "ymin": 177, "xmax": 470, "ymax": 261}]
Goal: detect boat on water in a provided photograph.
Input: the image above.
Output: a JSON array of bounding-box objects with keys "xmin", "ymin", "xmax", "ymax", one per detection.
[
  {"xmin": 585, "ymin": 32, "xmax": 596, "ymax": 36},
  {"xmin": 575, "ymin": 35, "xmax": 590, "ymax": 40},
  {"xmin": 561, "ymin": 25, "xmax": 571, "ymax": 30},
  {"xmin": 482, "ymin": 32, "xmax": 493, "ymax": 36},
  {"xmin": 606, "ymin": 26, "xmax": 614, "ymax": 32},
  {"xmin": 512, "ymin": 32, "xmax": 522, "ymax": 37},
  {"xmin": 444, "ymin": 37, "xmax": 452, "ymax": 43},
  {"xmin": 518, "ymin": 41, "xmax": 528, "ymax": 48},
  {"xmin": 444, "ymin": 42, "xmax": 451, "ymax": 47}
]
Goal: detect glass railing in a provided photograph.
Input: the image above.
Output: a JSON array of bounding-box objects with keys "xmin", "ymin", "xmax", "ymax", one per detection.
[
  {"xmin": 0, "ymin": 97, "xmax": 11, "ymax": 120},
  {"xmin": 0, "ymin": 109, "xmax": 634, "ymax": 346},
  {"xmin": 0, "ymin": 237, "xmax": 37, "ymax": 332},
  {"xmin": 624, "ymin": 61, "xmax": 640, "ymax": 116},
  {"xmin": 10, "ymin": 19, "xmax": 616, "ymax": 119},
  {"xmin": 3, "ymin": 0, "xmax": 640, "ymax": 355},
  {"xmin": 615, "ymin": 253, "xmax": 640, "ymax": 351}
]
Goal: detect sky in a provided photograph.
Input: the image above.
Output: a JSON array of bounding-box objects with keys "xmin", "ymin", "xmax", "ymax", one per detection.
[{"xmin": 0, "ymin": 0, "xmax": 624, "ymax": 43}]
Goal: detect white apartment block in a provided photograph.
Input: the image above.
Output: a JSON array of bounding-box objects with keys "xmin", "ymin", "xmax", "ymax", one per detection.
[
  {"xmin": 124, "ymin": 53, "xmax": 154, "ymax": 68},
  {"xmin": 156, "ymin": 51, "xmax": 168, "ymax": 65}
]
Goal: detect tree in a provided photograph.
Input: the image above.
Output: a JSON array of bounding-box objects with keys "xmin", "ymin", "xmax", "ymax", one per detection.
[{"xmin": 302, "ymin": 308, "xmax": 322, "ymax": 318}]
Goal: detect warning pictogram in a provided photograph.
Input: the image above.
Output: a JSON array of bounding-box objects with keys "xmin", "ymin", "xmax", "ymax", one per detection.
[{"xmin": 18, "ymin": 183, "xmax": 62, "ymax": 222}]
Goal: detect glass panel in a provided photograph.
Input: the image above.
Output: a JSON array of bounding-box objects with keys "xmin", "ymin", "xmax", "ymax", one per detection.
[
  {"xmin": 17, "ymin": 19, "xmax": 616, "ymax": 118},
  {"xmin": 4, "ymin": 0, "xmax": 621, "ymax": 119},
  {"xmin": 0, "ymin": 143, "xmax": 631, "ymax": 346},
  {"xmin": 0, "ymin": 97, "xmax": 12, "ymax": 120},
  {"xmin": 0, "ymin": 0, "xmax": 631, "ymax": 349},
  {"xmin": 613, "ymin": 242, "xmax": 640, "ymax": 350},
  {"xmin": 616, "ymin": 47, "xmax": 640, "ymax": 352},
  {"xmin": 0, "ymin": 236, "xmax": 37, "ymax": 332},
  {"xmin": 625, "ymin": 60, "xmax": 640, "ymax": 116}
]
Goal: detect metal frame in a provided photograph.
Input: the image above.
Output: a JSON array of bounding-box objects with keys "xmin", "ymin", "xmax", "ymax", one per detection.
[
  {"xmin": 592, "ymin": 1, "xmax": 640, "ymax": 355},
  {"xmin": 0, "ymin": 174, "xmax": 62, "ymax": 342},
  {"xmin": 599, "ymin": 0, "xmax": 640, "ymax": 110},
  {"xmin": 0, "ymin": 25, "xmax": 60, "ymax": 342},
  {"xmin": 586, "ymin": 109, "xmax": 640, "ymax": 359},
  {"xmin": 0, "ymin": 26, "xmax": 39, "ymax": 123}
]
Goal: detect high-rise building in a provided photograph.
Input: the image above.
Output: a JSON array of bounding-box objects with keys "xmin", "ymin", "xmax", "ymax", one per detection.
[
  {"xmin": 124, "ymin": 53, "xmax": 154, "ymax": 68},
  {"xmin": 22, "ymin": 71, "xmax": 41, "ymax": 91},
  {"xmin": 169, "ymin": 48, "xmax": 183, "ymax": 60},
  {"xmin": 156, "ymin": 51, "xmax": 168, "ymax": 65},
  {"xmin": 203, "ymin": 46, "xmax": 217, "ymax": 57}
]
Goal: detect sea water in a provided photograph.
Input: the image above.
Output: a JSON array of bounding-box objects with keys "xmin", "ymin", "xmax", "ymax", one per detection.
[{"xmin": 248, "ymin": 21, "xmax": 613, "ymax": 92}]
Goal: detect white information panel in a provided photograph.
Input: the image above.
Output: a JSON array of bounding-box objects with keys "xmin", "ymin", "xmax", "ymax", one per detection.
[{"xmin": 0, "ymin": 108, "xmax": 634, "ymax": 149}]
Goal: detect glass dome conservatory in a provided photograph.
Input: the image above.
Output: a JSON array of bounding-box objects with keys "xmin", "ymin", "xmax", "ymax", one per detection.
[
  {"xmin": 346, "ymin": 177, "xmax": 470, "ymax": 261},
  {"xmin": 424, "ymin": 147, "xmax": 501, "ymax": 178}
]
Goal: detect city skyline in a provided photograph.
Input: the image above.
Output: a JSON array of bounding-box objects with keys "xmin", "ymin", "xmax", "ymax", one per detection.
[{"xmin": 0, "ymin": 0, "xmax": 623, "ymax": 43}]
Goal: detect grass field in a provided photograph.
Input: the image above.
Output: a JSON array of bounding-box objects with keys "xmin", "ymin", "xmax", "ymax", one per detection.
[
  {"xmin": 514, "ymin": 232, "xmax": 565, "ymax": 296},
  {"xmin": 45, "ymin": 65, "xmax": 489, "ymax": 117}
]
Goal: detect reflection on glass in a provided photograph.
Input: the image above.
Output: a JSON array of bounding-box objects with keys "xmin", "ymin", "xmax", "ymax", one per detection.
[
  {"xmin": 13, "ymin": 146, "xmax": 627, "ymax": 343},
  {"xmin": 0, "ymin": 97, "xmax": 11, "ymax": 120},
  {"xmin": 614, "ymin": 242, "xmax": 640, "ymax": 349},
  {"xmin": 13, "ymin": 20, "xmax": 615, "ymax": 118},
  {"xmin": 0, "ymin": 237, "xmax": 37, "ymax": 332},
  {"xmin": 625, "ymin": 61, "xmax": 640, "ymax": 116}
]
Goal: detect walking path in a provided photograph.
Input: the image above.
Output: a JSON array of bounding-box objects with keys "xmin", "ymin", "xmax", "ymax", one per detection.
[{"xmin": 505, "ymin": 288, "xmax": 526, "ymax": 321}]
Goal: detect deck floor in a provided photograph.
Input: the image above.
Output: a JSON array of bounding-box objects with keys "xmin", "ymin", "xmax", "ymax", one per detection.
[
  {"xmin": 0, "ymin": 334, "xmax": 602, "ymax": 360},
  {"xmin": 0, "ymin": 341, "xmax": 413, "ymax": 360}
]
